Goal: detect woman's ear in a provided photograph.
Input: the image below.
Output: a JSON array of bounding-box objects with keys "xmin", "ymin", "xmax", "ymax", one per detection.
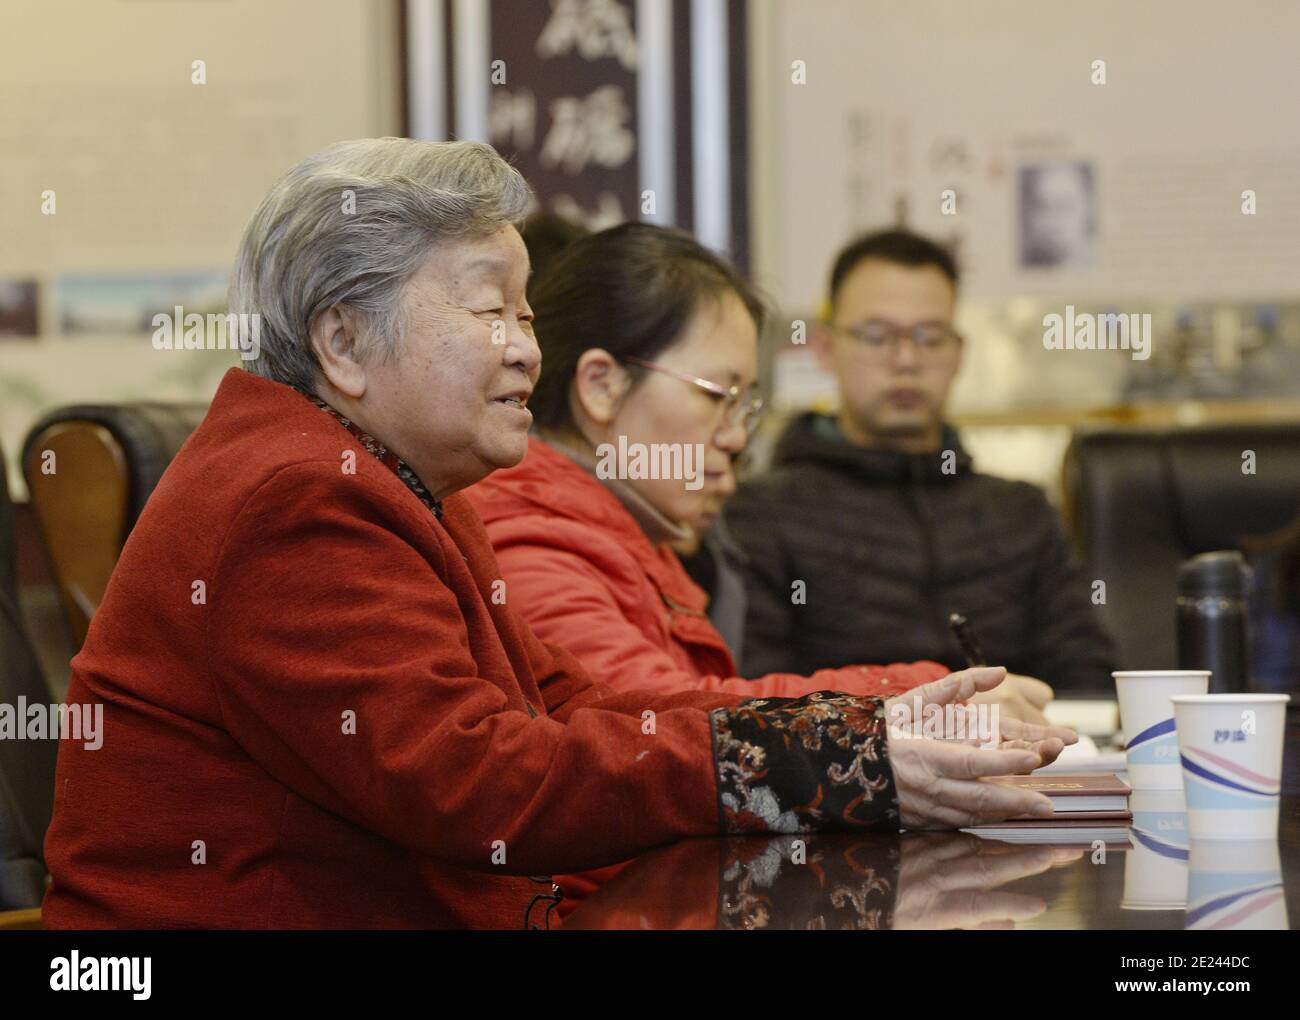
[
  {"xmin": 570, "ymin": 348, "xmax": 630, "ymax": 427},
  {"xmin": 310, "ymin": 304, "xmax": 368, "ymax": 399}
]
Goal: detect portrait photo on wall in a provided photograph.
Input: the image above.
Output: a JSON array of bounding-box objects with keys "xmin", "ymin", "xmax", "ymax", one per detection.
[{"xmin": 1018, "ymin": 159, "xmax": 1098, "ymax": 270}]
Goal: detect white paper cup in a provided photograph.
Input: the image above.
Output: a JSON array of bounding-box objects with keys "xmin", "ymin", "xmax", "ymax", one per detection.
[
  {"xmin": 1114, "ymin": 670, "xmax": 1211, "ymax": 789},
  {"xmin": 1122, "ymin": 790, "xmax": 1189, "ymax": 910},
  {"xmin": 1185, "ymin": 840, "xmax": 1288, "ymax": 930},
  {"xmin": 1170, "ymin": 693, "xmax": 1290, "ymax": 841}
]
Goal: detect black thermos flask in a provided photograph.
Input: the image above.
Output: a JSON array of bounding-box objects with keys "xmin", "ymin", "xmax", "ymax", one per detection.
[{"xmin": 1176, "ymin": 550, "xmax": 1252, "ymax": 693}]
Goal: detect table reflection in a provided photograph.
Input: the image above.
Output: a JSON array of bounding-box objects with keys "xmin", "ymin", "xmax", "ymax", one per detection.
[
  {"xmin": 563, "ymin": 826, "xmax": 1296, "ymax": 930},
  {"xmin": 1186, "ymin": 840, "xmax": 1289, "ymax": 930},
  {"xmin": 562, "ymin": 832, "xmax": 1082, "ymax": 930}
]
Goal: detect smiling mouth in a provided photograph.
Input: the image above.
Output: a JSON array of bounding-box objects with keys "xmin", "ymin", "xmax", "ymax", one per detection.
[{"xmin": 494, "ymin": 396, "xmax": 529, "ymax": 410}]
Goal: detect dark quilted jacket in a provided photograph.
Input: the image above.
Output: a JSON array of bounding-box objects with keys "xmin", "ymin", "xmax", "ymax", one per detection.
[{"xmin": 725, "ymin": 413, "xmax": 1118, "ymax": 691}]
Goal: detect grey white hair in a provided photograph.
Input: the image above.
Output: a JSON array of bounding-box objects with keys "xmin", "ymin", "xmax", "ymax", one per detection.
[{"xmin": 230, "ymin": 137, "xmax": 532, "ymax": 392}]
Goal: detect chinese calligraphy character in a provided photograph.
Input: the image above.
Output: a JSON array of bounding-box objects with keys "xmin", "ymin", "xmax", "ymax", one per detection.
[
  {"xmin": 540, "ymin": 85, "xmax": 634, "ymax": 174},
  {"xmin": 552, "ymin": 192, "xmax": 625, "ymax": 232},
  {"xmin": 537, "ymin": 0, "xmax": 638, "ymax": 70},
  {"xmin": 491, "ymin": 89, "xmax": 537, "ymax": 151}
]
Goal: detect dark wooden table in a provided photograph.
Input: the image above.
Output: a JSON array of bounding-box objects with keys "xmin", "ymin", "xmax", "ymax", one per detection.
[{"xmin": 564, "ymin": 712, "xmax": 1300, "ymax": 930}]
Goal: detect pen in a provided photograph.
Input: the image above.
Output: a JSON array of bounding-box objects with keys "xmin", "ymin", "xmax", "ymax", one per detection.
[{"xmin": 947, "ymin": 612, "xmax": 987, "ymax": 667}]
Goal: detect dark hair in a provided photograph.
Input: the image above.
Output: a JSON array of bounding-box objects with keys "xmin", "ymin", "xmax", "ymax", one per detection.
[
  {"xmin": 519, "ymin": 211, "xmax": 590, "ymax": 291},
  {"xmin": 828, "ymin": 228, "xmax": 959, "ymax": 311},
  {"xmin": 528, "ymin": 222, "xmax": 765, "ymax": 430}
]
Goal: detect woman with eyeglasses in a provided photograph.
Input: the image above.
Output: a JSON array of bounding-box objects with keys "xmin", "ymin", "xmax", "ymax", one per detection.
[
  {"xmin": 466, "ymin": 222, "xmax": 956, "ymax": 702},
  {"xmin": 467, "ymin": 221, "xmax": 1072, "ymax": 723}
]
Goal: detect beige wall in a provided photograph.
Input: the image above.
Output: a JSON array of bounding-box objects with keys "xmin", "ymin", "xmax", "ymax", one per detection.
[
  {"xmin": 748, "ymin": 0, "xmax": 1300, "ymax": 311},
  {"xmin": 0, "ymin": 0, "xmax": 403, "ymax": 495},
  {"xmin": 746, "ymin": 0, "xmax": 1300, "ymax": 493}
]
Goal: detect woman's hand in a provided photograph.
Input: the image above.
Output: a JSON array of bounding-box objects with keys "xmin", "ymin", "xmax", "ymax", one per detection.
[
  {"xmin": 884, "ymin": 667, "xmax": 1073, "ymax": 828},
  {"xmin": 967, "ymin": 672, "xmax": 1054, "ymax": 725},
  {"xmin": 887, "ymin": 732, "xmax": 1054, "ymax": 828},
  {"xmin": 1007, "ymin": 673, "xmax": 1054, "ymax": 709},
  {"xmin": 886, "ymin": 667, "xmax": 1077, "ymax": 761}
]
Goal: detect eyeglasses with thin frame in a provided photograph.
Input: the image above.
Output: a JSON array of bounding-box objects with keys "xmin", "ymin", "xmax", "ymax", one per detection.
[
  {"xmin": 621, "ymin": 355, "xmax": 765, "ymax": 436},
  {"xmin": 827, "ymin": 318, "xmax": 963, "ymax": 362}
]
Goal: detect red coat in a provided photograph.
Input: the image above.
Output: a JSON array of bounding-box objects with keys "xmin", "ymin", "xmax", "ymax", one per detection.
[
  {"xmin": 42, "ymin": 369, "xmax": 747, "ymax": 929},
  {"xmin": 466, "ymin": 437, "xmax": 950, "ymax": 699}
]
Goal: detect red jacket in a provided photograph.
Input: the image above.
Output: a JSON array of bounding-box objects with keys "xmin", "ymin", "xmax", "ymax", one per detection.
[
  {"xmin": 43, "ymin": 369, "xmax": 756, "ymax": 929},
  {"xmin": 466, "ymin": 437, "xmax": 950, "ymax": 699}
]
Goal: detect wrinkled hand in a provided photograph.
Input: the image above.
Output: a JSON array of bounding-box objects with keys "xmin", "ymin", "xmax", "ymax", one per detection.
[
  {"xmin": 887, "ymin": 735, "xmax": 1054, "ymax": 829},
  {"xmin": 886, "ymin": 667, "xmax": 1077, "ymax": 764},
  {"xmin": 884, "ymin": 667, "xmax": 1071, "ymax": 828}
]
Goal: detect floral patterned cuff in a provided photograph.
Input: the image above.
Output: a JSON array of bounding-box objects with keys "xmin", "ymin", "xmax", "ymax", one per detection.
[{"xmin": 710, "ymin": 692, "xmax": 899, "ymax": 834}]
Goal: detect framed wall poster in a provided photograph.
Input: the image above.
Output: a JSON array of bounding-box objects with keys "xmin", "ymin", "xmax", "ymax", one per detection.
[{"xmin": 401, "ymin": 0, "xmax": 750, "ymax": 269}]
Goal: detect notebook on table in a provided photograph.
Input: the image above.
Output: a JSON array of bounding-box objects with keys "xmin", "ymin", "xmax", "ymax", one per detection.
[{"xmin": 961, "ymin": 773, "xmax": 1132, "ymax": 846}]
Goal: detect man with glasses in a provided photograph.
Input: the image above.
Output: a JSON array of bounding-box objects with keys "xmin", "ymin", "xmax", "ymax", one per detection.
[{"xmin": 726, "ymin": 229, "xmax": 1117, "ymax": 695}]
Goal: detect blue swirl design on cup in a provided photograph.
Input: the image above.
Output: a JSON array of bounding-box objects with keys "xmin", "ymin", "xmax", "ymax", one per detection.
[{"xmin": 1180, "ymin": 746, "xmax": 1280, "ymax": 810}]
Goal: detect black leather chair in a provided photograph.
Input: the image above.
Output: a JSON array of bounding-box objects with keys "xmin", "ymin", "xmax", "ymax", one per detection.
[
  {"xmin": 1063, "ymin": 422, "xmax": 1300, "ymax": 671},
  {"xmin": 0, "ymin": 445, "xmax": 57, "ymax": 911},
  {"xmin": 21, "ymin": 403, "xmax": 209, "ymax": 646}
]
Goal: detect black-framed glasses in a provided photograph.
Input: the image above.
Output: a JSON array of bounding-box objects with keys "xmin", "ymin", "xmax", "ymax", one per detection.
[
  {"xmin": 621, "ymin": 355, "xmax": 766, "ymax": 436},
  {"xmin": 828, "ymin": 318, "xmax": 963, "ymax": 361}
]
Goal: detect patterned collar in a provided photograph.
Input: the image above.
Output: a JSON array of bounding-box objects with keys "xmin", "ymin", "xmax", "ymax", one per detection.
[{"xmin": 299, "ymin": 391, "xmax": 443, "ymax": 519}]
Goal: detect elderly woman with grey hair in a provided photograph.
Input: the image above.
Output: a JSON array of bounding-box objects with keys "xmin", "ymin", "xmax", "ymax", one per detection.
[{"xmin": 42, "ymin": 138, "xmax": 1064, "ymax": 930}]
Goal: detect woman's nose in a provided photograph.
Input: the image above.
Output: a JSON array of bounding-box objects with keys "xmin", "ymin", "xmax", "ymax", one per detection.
[
  {"xmin": 714, "ymin": 417, "xmax": 748, "ymax": 455},
  {"xmin": 506, "ymin": 323, "xmax": 542, "ymax": 375}
]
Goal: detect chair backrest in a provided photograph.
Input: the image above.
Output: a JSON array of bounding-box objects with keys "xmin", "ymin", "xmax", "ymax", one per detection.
[
  {"xmin": 21, "ymin": 403, "xmax": 208, "ymax": 645},
  {"xmin": 0, "ymin": 906, "xmax": 43, "ymax": 929},
  {"xmin": 0, "ymin": 443, "xmax": 57, "ymax": 909},
  {"xmin": 1063, "ymin": 422, "xmax": 1300, "ymax": 670}
]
